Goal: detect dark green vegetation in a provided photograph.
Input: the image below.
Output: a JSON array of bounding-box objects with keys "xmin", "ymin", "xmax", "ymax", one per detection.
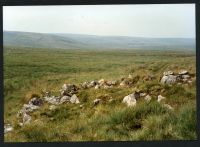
[{"xmin": 4, "ymin": 47, "xmax": 196, "ymax": 141}]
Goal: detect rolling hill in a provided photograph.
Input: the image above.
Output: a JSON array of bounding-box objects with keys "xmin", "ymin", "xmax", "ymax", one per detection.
[{"xmin": 3, "ymin": 31, "xmax": 195, "ymax": 50}]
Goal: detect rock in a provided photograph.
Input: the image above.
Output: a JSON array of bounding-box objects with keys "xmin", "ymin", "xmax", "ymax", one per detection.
[
  {"xmin": 94, "ymin": 85, "xmax": 100, "ymax": 89},
  {"xmin": 106, "ymin": 80, "xmax": 117, "ymax": 86},
  {"xmin": 108, "ymin": 98, "xmax": 114, "ymax": 103},
  {"xmin": 160, "ymin": 75, "xmax": 178, "ymax": 85},
  {"xmin": 140, "ymin": 93, "xmax": 147, "ymax": 97},
  {"xmin": 44, "ymin": 96, "xmax": 60, "ymax": 105},
  {"xmin": 98, "ymin": 79, "xmax": 106, "ymax": 86},
  {"xmin": 188, "ymin": 80, "xmax": 193, "ymax": 84},
  {"xmin": 29, "ymin": 97, "xmax": 44, "ymax": 106},
  {"xmin": 182, "ymin": 74, "xmax": 190, "ymax": 79},
  {"xmin": 87, "ymin": 81, "xmax": 97, "ymax": 88},
  {"xmin": 79, "ymin": 104, "xmax": 84, "ymax": 108},
  {"xmin": 93, "ymin": 99, "xmax": 102, "ymax": 106},
  {"xmin": 70, "ymin": 94, "xmax": 80, "ymax": 104},
  {"xmin": 81, "ymin": 82, "xmax": 89, "ymax": 89},
  {"xmin": 163, "ymin": 71, "xmax": 174, "ymax": 76},
  {"xmin": 144, "ymin": 95, "xmax": 151, "ymax": 102},
  {"xmin": 119, "ymin": 80, "xmax": 126, "ymax": 87},
  {"xmin": 61, "ymin": 84, "xmax": 78, "ymax": 96},
  {"xmin": 163, "ymin": 104, "xmax": 174, "ymax": 111},
  {"xmin": 60, "ymin": 96, "xmax": 71, "ymax": 104},
  {"xmin": 4, "ymin": 124, "xmax": 13, "ymax": 133},
  {"xmin": 49, "ymin": 105, "xmax": 57, "ymax": 110},
  {"xmin": 122, "ymin": 93, "xmax": 137, "ymax": 107},
  {"xmin": 103, "ymin": 85, "xmax": 112, "ymax": 89},
  {"xmin": 157, "ymin": 95, "xmax": 166, "ymax": 103},
  {"xmin": 23, "ymin": 113, "xmax": 31, "ymax": 125},
  {"xmin": 128, "ymin": 74, "xmax": 133, "ymax": 79},
  {"xmin": 179, "ymin": 70, "xmax": 188, "ymax": 75}
]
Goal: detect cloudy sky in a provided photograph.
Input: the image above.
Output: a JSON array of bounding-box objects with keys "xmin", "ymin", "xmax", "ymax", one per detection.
[{"xmin": 3, "ymin": 4, "xmax": 195, "ymax": 38}]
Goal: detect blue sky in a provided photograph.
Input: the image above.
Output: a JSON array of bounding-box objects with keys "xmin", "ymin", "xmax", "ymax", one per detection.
[{"xmin": 3, "ymin": 4, "xmax": 195, "ymax": 38}]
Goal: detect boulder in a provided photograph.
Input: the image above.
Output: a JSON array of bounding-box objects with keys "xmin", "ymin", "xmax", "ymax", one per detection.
[
  {"xmin": 4, "ymin": 124, "xmax": 13, "ymax": 134},
  {"xmin": 70, "ymin": 94, "xmax": 80, "ymax": 104},
  {"xmin": 160, "ymin": 75, "xmax": 178, "ymax": 85},
  {"xmin": 122, "ymin": 93, "xmax": 137, "ymax": 107},
  {"xmin": 157, "ymin": 95, "xmax": 166, "ymax": 103}
]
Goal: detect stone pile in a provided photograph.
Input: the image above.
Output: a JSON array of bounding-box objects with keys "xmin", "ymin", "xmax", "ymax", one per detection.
[
  {"xmin": 81, "ymin": 79, "xmax": 117, "ymax": 89},
  {"xmin": 160, "ymin": 70, "xmax": 192, "ymax": 85}
]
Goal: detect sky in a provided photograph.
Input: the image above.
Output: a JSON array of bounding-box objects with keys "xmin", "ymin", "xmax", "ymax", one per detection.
[{"xmin": 3, "ymin": 4, "xmax": 195, "ymax": 38}]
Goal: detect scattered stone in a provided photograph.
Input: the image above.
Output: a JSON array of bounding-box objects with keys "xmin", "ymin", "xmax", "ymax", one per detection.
[
  {"xmin": 106, "ymin": 80, "xmax": 117, "ymax": 86},
  {"xmin": 119, "ymin": 80, "xmax": 126, "ymax": 87},
  {"xmin": 122, "ymin": 93, "xmax": 137, "ymax": 107},
  {"xmin": 70, "ymin": 94, "xmax": 80, "ymax": 104},
  {"xmin": 182, "ymin": 74, "xmax": 190, "ymax": 79},
  {"xmin": 4, "ymin": 124, "xmax": 13, "ymax": 134},
  {"xmin": 79, "ymin": 104, "xmax": 84, "ymax": 108},
  {"xmin": 87, "ymin": 81, "xmax": 97, "ymax": 88},
  {"xmin": 93, "ymin": 99, "xmax": 102, "ymax": 106},
  {"xmin": 128, "ymin": 74, "xmax": 133, "ymax": 79},
  {"xmin": 81, "ymin": 82, "xmax": 89, "ymax": 89},
  {"xmin": 144, "ymin": 95, "xmax": 151, "ymax": 102},
  {"xmin": 157, "ymin": 95, "xmax": 166, "ymax": 103}
]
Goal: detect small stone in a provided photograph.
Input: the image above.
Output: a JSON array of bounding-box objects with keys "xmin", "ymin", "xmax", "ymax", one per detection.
[
  {"xmin": 23, "ymin": 113, "xmax": 31, "ymax": 125},
  {"xmin": 179, "ymin": 70, "xmax": 188, "ymax": 75},
  {"xmin": 70, "ymin": 94, "xmax": 80, "ymax": 104},
  {"xmin": 4, "ymin": 124, "xmax": 13, "ymax": 134},
  {"xmin": 163, "ymin": 104, "xmax": 174, "ymax": 111},
  {"xmin": 93, "ymin": 99, "xmax": 102, "ymax": 106},
  {"xmin": 157, "ymin": 95, "xmax": 166, "ymax": 103},
  {"xmin": 144, "ymin": 95, "xmax": 151, "ymax": 102},
  {"xmin": 163, "ymin": 71, "xmax": 174, "ymax": 76},
  {"xmin": 182, "ymin": 74, "xmax": 190, "ymax": 79},
  {"xmin": 49, "ymin": 105, "xmax": 57, "ymax": 110},
  {"xmin": 122, "ymin": 93, "xmax": 137, "ymax": 107},
  {"xmin": 94, "ymin": 85, "xmax": 100, "ymax": 89},
  {"xmin": 60, "ymin": 96, "xmax": 71, "ymax": 104}
]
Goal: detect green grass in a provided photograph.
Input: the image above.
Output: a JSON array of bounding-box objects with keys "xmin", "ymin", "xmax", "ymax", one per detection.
[{"xmin": 4, "ymin": 47, "xmax": 197, "ymax": 141}]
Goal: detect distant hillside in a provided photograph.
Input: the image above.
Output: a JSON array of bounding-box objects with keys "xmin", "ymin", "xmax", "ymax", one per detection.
[{"xmin": 3, "ymin": 31, "xmax": 195, "ymax": 50}]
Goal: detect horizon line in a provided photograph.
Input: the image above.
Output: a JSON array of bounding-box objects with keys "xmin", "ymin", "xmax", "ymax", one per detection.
[{"xmin": 3, "ymin": 30, "xmax": 196, "ymax": 39}]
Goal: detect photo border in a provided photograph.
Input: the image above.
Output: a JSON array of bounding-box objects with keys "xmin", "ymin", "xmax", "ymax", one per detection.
[{"xmin": 0, "ymin": 0, "xmax": 199, "ymax": 147}]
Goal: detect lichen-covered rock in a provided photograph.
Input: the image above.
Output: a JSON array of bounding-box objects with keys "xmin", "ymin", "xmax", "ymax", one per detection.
[
  {"xmin": 122, "ymin": 93, "xmax": 137, "ymax": 107},
  {"xmin": 70, "ymin": 94, "xmax": 80, "ymax": 104}
]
